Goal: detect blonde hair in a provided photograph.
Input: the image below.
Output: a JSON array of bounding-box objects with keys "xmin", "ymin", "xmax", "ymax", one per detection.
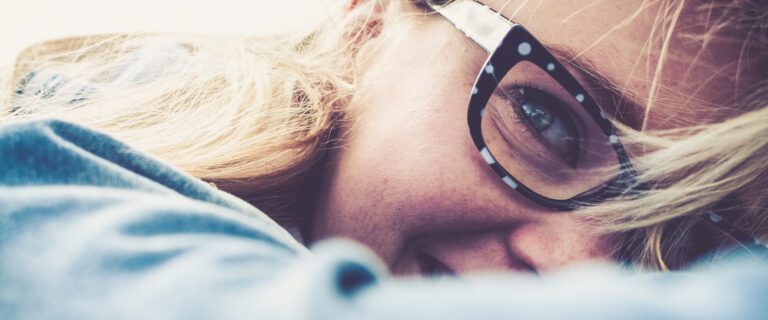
[
  {"xmin": 1, "ymin": 0, "xmax": 765, "ymax": 270},
  {"xmin": 576, "ymin": 0, "xmax": 768, "ymax": 270},
  {"xmin": 1, "ymin": 27, "xmax": 358, "ymax": 230}
]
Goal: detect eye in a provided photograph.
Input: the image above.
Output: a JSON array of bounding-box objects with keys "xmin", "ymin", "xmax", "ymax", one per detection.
[
  {"xmin": 481, "ymin": 60, "xmax": 620, "ymax": 200},
  {"xmin": 417, "ymin": 252, "xmax": 454, "ymax": 278},
  {"xmin": 510, "ymin": 87, "xmax": 582, "ymax": 167}
]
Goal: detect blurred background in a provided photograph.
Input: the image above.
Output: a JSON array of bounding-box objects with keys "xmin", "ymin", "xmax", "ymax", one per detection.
[{"xmin": 0, "ymin": 0, "xmax": 329, "ymax": 67}]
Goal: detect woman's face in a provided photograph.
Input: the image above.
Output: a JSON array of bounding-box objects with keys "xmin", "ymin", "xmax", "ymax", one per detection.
[{"xmin": 311, "ymin": 0, "xmax": 733, "ymax": 276}]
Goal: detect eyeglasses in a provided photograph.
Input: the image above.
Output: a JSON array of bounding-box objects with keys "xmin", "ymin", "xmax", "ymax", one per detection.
[
  {"xmin": 428, "ymin": 0, "xmax": 767, "ymax": 258},
  {"xmin": 429, "ymin": 0, "xmax": 635, "ymax": 210}
]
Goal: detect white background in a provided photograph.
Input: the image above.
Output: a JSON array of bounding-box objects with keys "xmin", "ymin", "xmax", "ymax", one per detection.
[{"xmin": 0, "ymin": 0, "xmax": 330, "ymax": 68}]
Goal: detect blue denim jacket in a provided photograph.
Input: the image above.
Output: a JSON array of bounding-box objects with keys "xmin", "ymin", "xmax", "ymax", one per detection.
[{"xmin": 1, "ymin": 119, "xmax": 766, "ymax": 319}]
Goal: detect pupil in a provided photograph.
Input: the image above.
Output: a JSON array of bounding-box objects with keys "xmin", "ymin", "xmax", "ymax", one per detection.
[{"xmin": 522, "ymin": 103, "xmax": 552, "ymax": 131}]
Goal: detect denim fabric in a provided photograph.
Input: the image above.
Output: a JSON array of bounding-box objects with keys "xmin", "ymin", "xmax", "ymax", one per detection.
[{"xmin": 0, "ymin": 119, "xmax": 766, "ymax": 319}]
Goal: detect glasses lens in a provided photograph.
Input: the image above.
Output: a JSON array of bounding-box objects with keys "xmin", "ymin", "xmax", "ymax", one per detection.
[{"xmin": 480, "ymin": 61, "xmax": 619, "ymax": 200}]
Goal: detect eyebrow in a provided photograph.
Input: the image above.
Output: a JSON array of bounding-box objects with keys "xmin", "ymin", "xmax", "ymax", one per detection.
[
  {"xmin": 483, "ymin": 4, "xmax": 647, "ymax": 128},
  {"xmin": 547, "ymin": 46, "xmax": 646, "ymax": 130}
]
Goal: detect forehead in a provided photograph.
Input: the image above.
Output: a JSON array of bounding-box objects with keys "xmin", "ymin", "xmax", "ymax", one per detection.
[{"xmin": 481, "ymin": 0, "xmax": 653, "ymax": 75}]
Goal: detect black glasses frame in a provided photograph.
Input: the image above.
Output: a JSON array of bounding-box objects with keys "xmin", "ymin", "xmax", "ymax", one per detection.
[{"xmin": 467, "ymin": 24, "xmax": 637, "ymax": 211}]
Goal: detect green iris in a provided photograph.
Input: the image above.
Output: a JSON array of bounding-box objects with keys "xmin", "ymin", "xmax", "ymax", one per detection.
[{"xmin": 521, "ymin": 102, "xmax": 553, "ymax": 131}]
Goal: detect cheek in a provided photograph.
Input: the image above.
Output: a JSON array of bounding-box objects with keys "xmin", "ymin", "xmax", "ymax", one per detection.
[
  {"xmin": 309, "ymin": 24, "xmax": 484, "ymax": 255},
  {"xmin": 312, "ymin": 99, "xmax": 467, "ymax": 240},
  {"xmin": 310, "ymin": 68, "xmax": 489, "ymax": 262}
]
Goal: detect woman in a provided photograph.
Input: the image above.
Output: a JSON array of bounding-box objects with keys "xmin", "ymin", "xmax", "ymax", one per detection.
[{"xmin": 1, "ymin": 0, "xmax": 766, "ymax": 318}]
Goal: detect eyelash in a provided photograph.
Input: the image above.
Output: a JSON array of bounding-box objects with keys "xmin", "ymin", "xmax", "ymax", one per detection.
[{"xmin": 499, "ymin": 81, "xmax": 583, "ymax": 164}]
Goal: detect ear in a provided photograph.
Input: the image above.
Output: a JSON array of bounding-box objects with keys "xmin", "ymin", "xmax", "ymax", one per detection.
[{"xmin": 339, "ymin": 0, "xmax": 388, "ymax": 48}]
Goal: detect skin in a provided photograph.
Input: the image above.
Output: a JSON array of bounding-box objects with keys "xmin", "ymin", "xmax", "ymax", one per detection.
[{"xmin": 310, "ymin": 0, "xmax": 734, "ymax": 276}]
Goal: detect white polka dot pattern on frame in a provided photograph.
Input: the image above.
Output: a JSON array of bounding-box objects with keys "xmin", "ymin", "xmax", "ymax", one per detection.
[
  {"xmin": 502, "ymin": 176, "xmax": 518, "ymax": 189},
  {"xmin": 472, "ymin": 87, "xmax": 478, "ymax": 95},
  {"xmin": 517, "ymin": 42, "xmax": 532, "ymax": 56},
  {"xmin": 575, "ymin": 94, "xmax": 585, "ymax": 103},
  {"xmin": 485, "ymin": 64, "xmax": 495, "ymax": 74},
  {"xmin": 480, "ymin": 147, "xmax": 495, "ymax": 164},
  {"xmin": 547, "ymin": 63, "xmax": 555, "ymax": 71},
  {"xmin": 708, "ymin": 212, "xmax": 723, "ymax": 223},
  {"xmin": 609, "ymin": 135, "xmax": 619, "ymax": 144}
]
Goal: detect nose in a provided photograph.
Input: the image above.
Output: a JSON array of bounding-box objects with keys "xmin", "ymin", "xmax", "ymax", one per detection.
[
  {"xmin": 412, "ymin": 216, "xmax": 614, "ymax": 276},
  {"xmin": 416, "ymin": 231, "xmax": 537, "ymax": 275}
]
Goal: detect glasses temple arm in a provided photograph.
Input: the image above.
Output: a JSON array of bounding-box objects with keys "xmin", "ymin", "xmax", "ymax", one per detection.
[{"xmin": 704, "ymin": 211, "xmax": 768, "ymax": 257}]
